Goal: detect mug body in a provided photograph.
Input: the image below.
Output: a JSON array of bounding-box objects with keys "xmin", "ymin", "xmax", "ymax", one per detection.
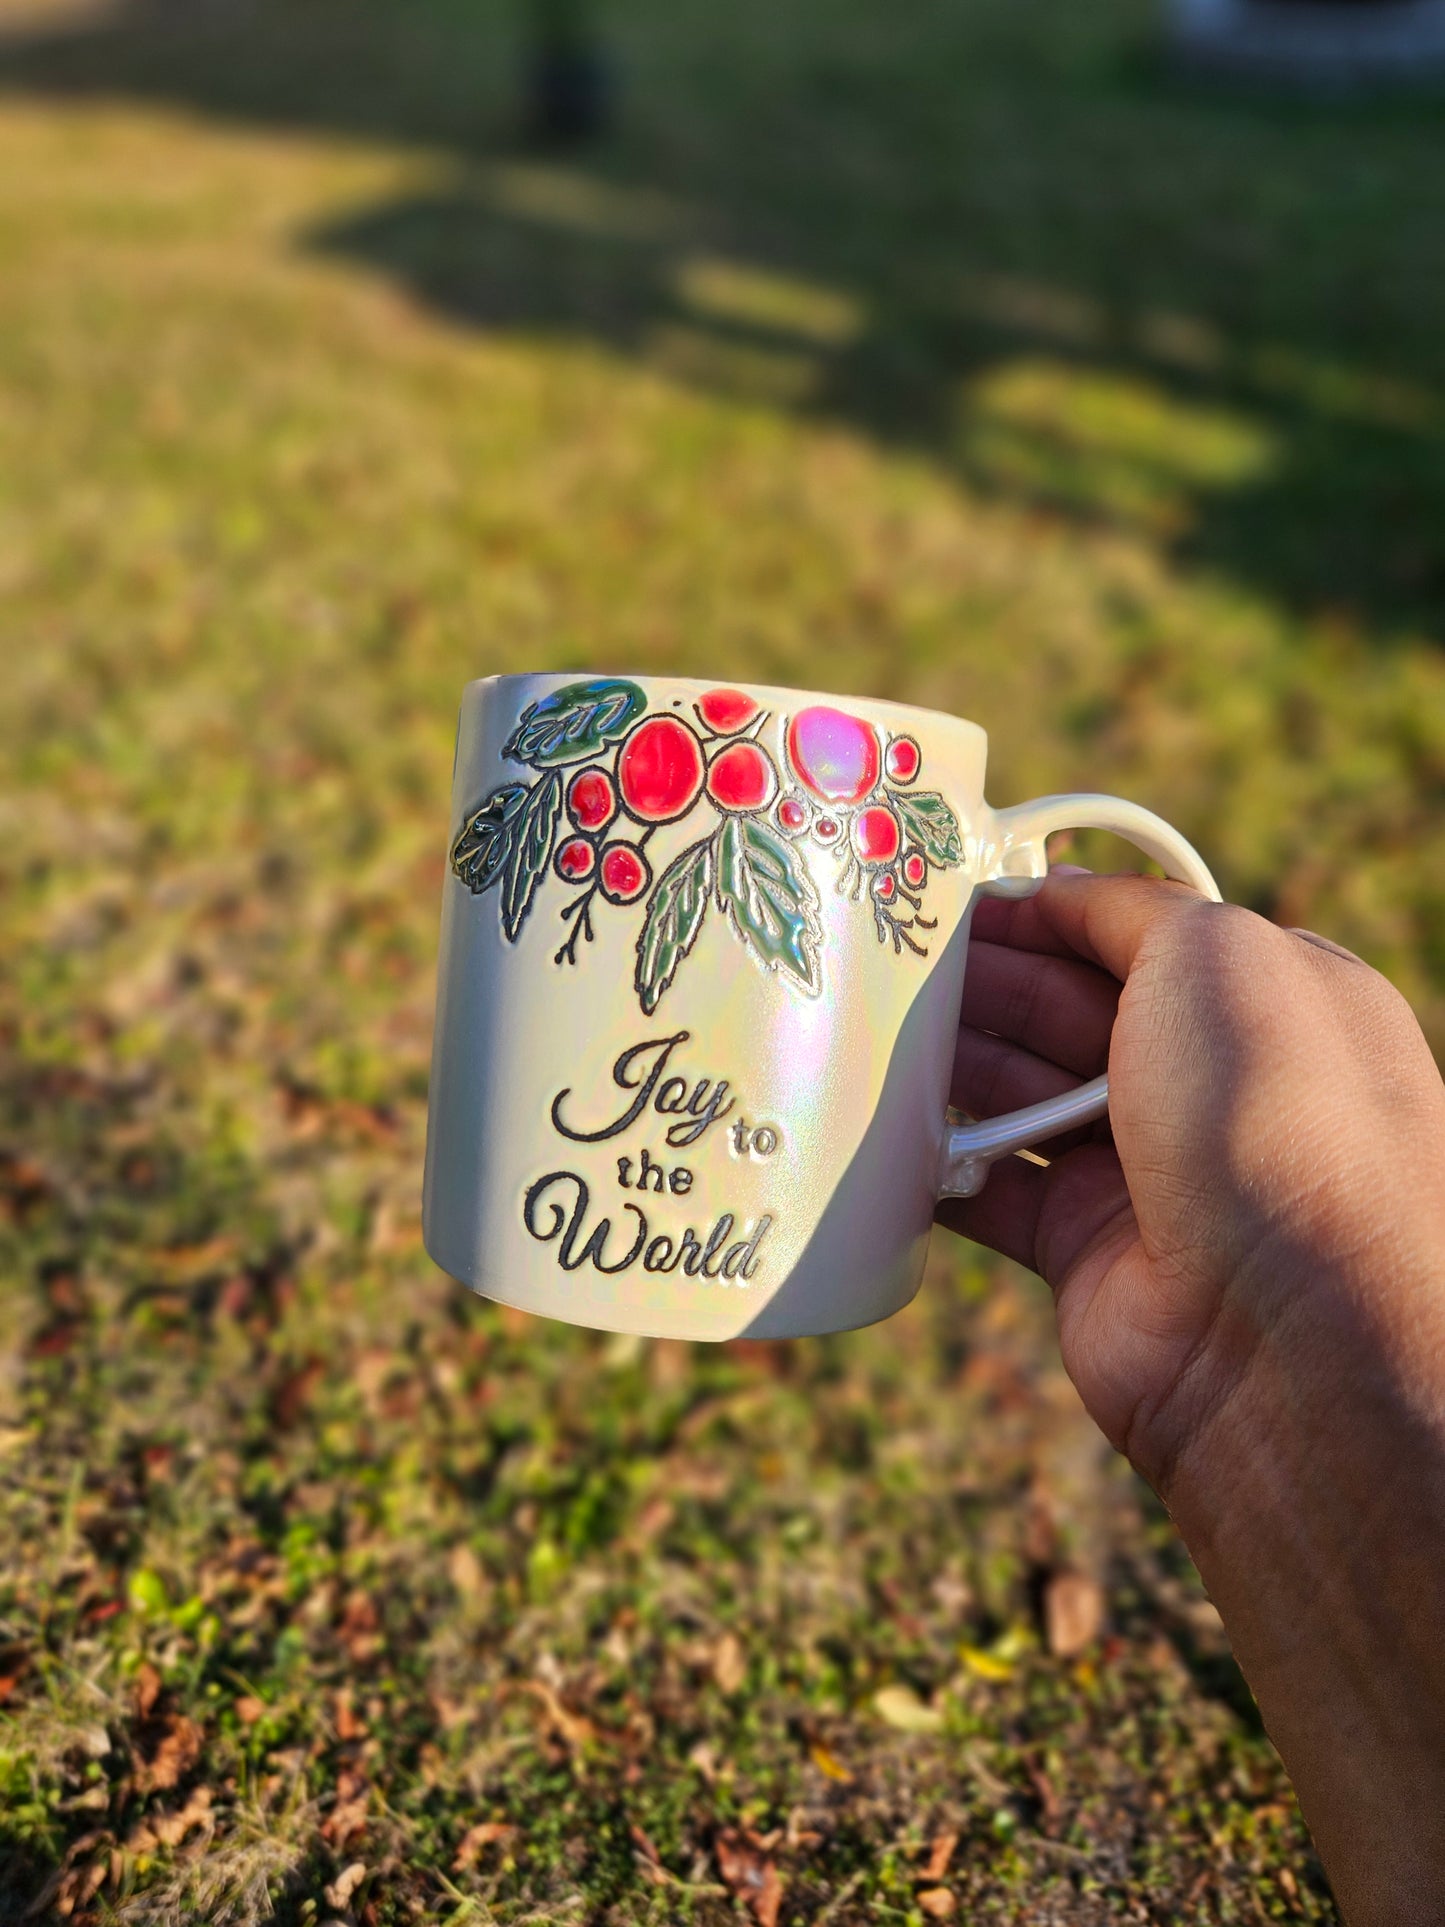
[{"xmin": 423, "ymin": 673, "xmax": 987, "ymax": 1340}]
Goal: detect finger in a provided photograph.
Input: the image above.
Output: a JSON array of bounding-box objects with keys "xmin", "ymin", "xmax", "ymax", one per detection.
[
  {"xmin": 936, "ymin": 1151, "xmax": 1050, "ymax": 1271},
  {"xmin": 970, "ymin": 886, "xmax": 1093, "ymax": 958},
  {"xmin": 1015, "ymin": 870, "xmax": 1217, "ymax": 983},
  {"xmin": 937, "ymin": 1139, "xmax": 1136, "ymax": 1291},
  {"xmin": 950, "ymin": 1027, "xmax": 1110, "ymax": 1159},
  {"xmin": 962, "ymin": 940, "xmax": 1120, "ymax": 1078},
  {"xmin": 1288, "ymin": 927, "xmax": 1370, "ymax": 968}
]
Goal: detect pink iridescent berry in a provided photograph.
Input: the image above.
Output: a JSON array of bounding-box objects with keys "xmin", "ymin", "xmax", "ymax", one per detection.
[
  {"xmin": 787, "ymin": 706, "xmax": 881, "ymax": 806},
  {"xmin": 885, "ymin": 735, "xmax": 921, "ymax": 785},
  {"xmin": 902, "ymin": 850, "xmax": 927, "ymax": 890}
]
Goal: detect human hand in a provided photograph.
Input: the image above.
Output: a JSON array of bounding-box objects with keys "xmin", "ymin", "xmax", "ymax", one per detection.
[
  {"xmin": 941, "ymin": 871, "xmax": 1445, "ymax": 1492},
  {"xmin": 940, "ymin": 872, "xmax": 1445, "ymax": 1925}
]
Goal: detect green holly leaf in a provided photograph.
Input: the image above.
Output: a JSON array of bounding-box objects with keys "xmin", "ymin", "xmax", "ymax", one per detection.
[
  {"xmin": 451, "ymin": 783, "xmax": 529, "ymax": 894},
  {"xmin": 635, "ymin": 837, "xmax": 713, "ymax": 1014},
  {"xmin": 501, "ymin": 771, "xmax": 563, "ymax": 939},
  {"xmin": 892, "ymin": 789, "xmax": 964, "ymax": 868},
  {"xmin": 714, "ymin": 813, "xmax": 822, "ymax": 994},
  {"xmin": 503, "ymin": 678, "xmax": 646, "ymax": 767}
]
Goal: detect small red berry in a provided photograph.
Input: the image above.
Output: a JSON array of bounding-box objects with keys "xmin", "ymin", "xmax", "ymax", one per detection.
[
  {"xmin": 812, "ymin": 814, "xmax": 842, "ymax": 846},
  {"xmin": 698, "ymin": 688, "xmax": 760, "ymax": 735},
  {"xmin": 902, "ymin": 850, "xmax": 927, "ymax": 889},
  {"xmin": 787, "ymin": 706, "xmax": 881, "ymax": 806},
  {"xmin": 617, "ymin": 716, "xmax": 705, "ymax": 824},
  {"xmin": 554, "ymin": 836, "xmax": 596, "ymax": 882},
  {"xmin": 852, "ymin": 805, "xmax": 901, "ymax": 864},
  {"xmin": 598, "ymin": 841, "xmax": 652, "ymax": 904},
  {"xmin": 885, "ymin": 735, "xmax": 921, "ymax": 785},
  {"xmin": 706, "ymin": 741, "xmax": 778, "ymax": 813},
  {"xmin": 776, "ymin": 794, "xmax": 810, "ymax": 835},
  {"xmin": 873, "ymin": 870, "xmax": 898, "ymax": 903},
  {"xmin": 567, "ymin": 766, "xmax": 616, "ymax": 832}
]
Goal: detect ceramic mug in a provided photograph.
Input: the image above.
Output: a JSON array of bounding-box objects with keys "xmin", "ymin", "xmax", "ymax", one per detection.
[{"xmin": 423, "ymin": 673, "xmax": 1221, "ymax": 1340}]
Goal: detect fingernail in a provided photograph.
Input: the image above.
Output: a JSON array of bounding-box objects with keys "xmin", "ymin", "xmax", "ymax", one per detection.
[{"xmin": 1049, "ymin": 863, "xmax": 1093, "ymax": 877}]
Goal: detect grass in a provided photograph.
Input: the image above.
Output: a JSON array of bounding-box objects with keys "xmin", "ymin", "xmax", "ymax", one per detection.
[{"xmin": 0, "ymin": 0, "xmax": 1442, "ymax": 1918}]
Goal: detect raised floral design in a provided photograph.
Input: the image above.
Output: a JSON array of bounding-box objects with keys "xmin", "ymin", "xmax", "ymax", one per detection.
[{"xmin": 450, "ymin": 680, "xmax": 964, "ymax": 1011}]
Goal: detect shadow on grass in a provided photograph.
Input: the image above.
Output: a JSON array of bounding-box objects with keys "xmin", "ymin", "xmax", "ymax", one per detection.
[{"xmin": 0, "ymin": 0, "xmax": 1443, "ymax": 640}]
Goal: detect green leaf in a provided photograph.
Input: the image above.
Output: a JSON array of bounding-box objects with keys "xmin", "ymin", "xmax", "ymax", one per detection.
[
  {"xmin": 501, "ymin": 771, "xmax": 563, "ymax": 939},
  {"xmin": 892, "ymin": 789, "xmax": 964, "ymax": 868},
  {"xmin": 451, "ymin": 783, "xmax": 528, "ymax": 894},
  {"xmin": 503, "ymin": 678, "xmax": 645, "ymax": 767},
  {"xmin": 635, "ymin": 837, "xmax": 712, "ymax": 1013},
  {"xmin": 714, "ymin": 813, "xmax": 822, "ymax": 994}
]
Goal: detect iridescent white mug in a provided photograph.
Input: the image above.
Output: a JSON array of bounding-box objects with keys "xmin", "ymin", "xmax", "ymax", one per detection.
[{"xmin": 423, "ymin": 673, "xmax": 1220, "ymax": 1340}]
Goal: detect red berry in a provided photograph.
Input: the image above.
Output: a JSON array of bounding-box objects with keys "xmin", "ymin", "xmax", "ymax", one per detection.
[
  {"xmin": 616, "ymin": 716, "xmax": 705, "ymax": 824},
  {"xmin": 852, "ymin": 805, "xmax": 901, "ymax": 864},
  {"xmin": 902, "ymin": 850, "xmax": 927, "ymax": 889},
  {"xmin": 885, "ymin": 735, "xmax": 921, "ymax": 785},
  {"xmin": 598, "ymin": 841, "xmax": 651, "ymax": 903},
  {"xmin": 567, "ymin": 766, "xmax": 616, "ymax": 832},
  {"xmin": 787, "ymin": 706, "xmax": 881, "ymax": 806},
  {"xmin": 698, "ymin": 687, "xmax": 759, "ymax": 735},
  {"xmin": 554, "ymin": 836, "xmax": 596, "ymax": 882},
  {"xmin": 812, "ymin": 814, "xmax": 842, "ymax": 846},
  {"xmin": 776, "ymin": 794, "xmax": 810, "ymax": 835},
  {"xmin": 873, "ymin": 870, "xmax": 898, "ymax": 903},
  {"xmin": 706, "ymin": 741, "xmax": 778, "ymax": 813}
]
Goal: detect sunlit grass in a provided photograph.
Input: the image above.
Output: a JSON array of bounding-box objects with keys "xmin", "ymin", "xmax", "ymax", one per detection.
[{"xmin": 0, "ymin": 0, "xmax": 1443, "ymax": 1917}]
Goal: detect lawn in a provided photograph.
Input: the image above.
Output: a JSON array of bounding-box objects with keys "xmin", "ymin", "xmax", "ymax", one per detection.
[{"xmin": 1, "ymin": 0, "xmax": 1443, "ymax": 1919}]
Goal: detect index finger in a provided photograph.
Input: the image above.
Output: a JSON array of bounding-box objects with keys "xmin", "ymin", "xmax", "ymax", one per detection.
[{"xmin": 977, "ymin": 871, "xmax": 1215, "ymax": 984}]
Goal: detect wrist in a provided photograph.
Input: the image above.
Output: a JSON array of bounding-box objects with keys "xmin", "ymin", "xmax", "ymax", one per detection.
[{"xmin": 1156, "ymin": 1240, "xmax": 1445, "ymax": 1925}]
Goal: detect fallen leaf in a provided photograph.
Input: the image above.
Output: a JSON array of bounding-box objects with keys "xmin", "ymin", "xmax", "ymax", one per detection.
[
  {"xmin": 715, "ymin": 1828, "xmax": 783, "ymax": 1927},
  {"xmin": 922, "ymin": 1831, "xmax": 959, "ymax": 1881},
  {"xmin": 137, "ymin": 1713, "xmax": 202, "ymax": 1792},
  {"xmin": 320, "ymin": 1775, "xmax": 370, "ymax": 1852},
  {"xmin": 269, "ymin": 1355, "xmax": 324, "ymax": 1431},
  {"xmin": 448, "ymin": 1543, "xmax": 488, "ymax": 1601},
  {"xmin": 521, "ymin": 1679, "xmax": 596, "ymax": 1751},
  {"xmin": 918, "ymin": 1887, "xmax": 957, "ymax": 1919},
  {"xmin": 1025, "ymin": 1755, "xmax": 1062, "ymax": 1834},
  {"xmin": 134, "ymin": 1662, "xmax": 163, "ymax": 1722},
  {"xmin": 54, "ymin": 1854, "xmax": 108, "ymax": 1917},
  {"xmin": 809, "ymin": 1742, "xmax": 853, "ymax": 1783},
  {"xmin": 127, "ymin": 1786, "xmax": 213, "ymax": 1852},
  {"xmin": 334, "ymin": 1691, "xmax": 366, "ymax": 1742},
  {"xmin": 958, "ymin": 1644, "xmax": 1014, "ymax": 1683},
  {"xmin": 1043, "ymin": 1570, "xmax": 1104, "ymax": 1659},
  {"xmin": 235, "ymin": 1696, "xmax": 266, "ymax": 1725},
  {"xmin": 873, "ymin": 1685, "xmax": 945, "ymax": 1734},
  {"xmin": 713, "ymin": 1631, "xmax": 746, "ymax": 1695},
  {"xmin": 629, "ymin": 1822, "xmax": 662, "ymax": 1864},
  {"xmin": 323, "ymin": 1861, "xmax": 367, "ymax": 1910},
  {"xmin": 453, "ymin": 1821, "xmax": 515, "ymax": 1870}
]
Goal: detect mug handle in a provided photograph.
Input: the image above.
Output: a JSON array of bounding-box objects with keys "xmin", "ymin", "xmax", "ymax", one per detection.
[{"xmin": 938, "ymin": 793, "xmax": 1223, "ymax": 1200}]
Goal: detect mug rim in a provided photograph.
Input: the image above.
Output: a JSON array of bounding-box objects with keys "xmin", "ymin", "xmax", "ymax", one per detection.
[{"xmin": 462, "ymin": 670, "xmax": 989, "ymax": 748}]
